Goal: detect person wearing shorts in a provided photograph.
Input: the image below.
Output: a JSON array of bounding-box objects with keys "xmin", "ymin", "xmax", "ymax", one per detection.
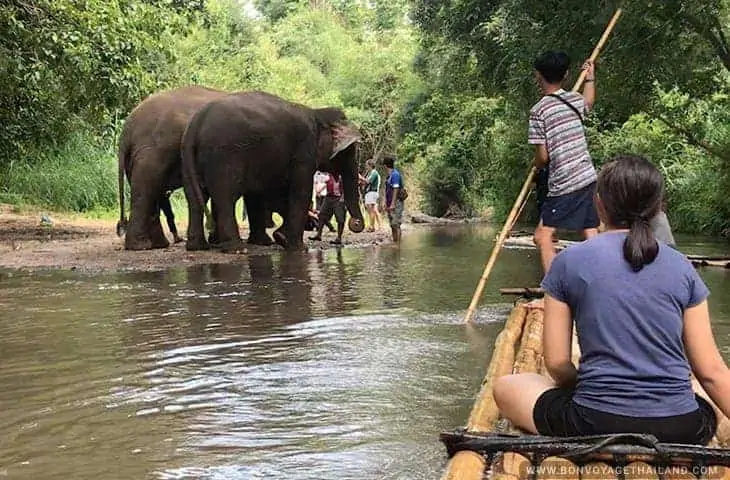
[
  {"xmin": 528, "ymin": 50, "xmax": 599, "ymax": 274},
  {"xmin": 384, "ymin": 155, "xmax": 404, "ymax": 244},
  {"xmin": 360, "ymin": 159, "xmax": 381, "ymax": 232},
  {"xmin": 309, "ymin": 173, "xmax": 346, "ymax": 245},
  {"xmin": 493, "ymin": 155, "xmax": 730, "ymax": 445}
]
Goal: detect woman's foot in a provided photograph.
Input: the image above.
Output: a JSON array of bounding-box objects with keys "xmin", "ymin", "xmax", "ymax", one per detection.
[
  {"xmin": 309, "ymin": 235, "xmax": 322, "ymax": 241},
  {"xmin": 330, "ymin": 238, "xmax": 342, "ymax": 245}
]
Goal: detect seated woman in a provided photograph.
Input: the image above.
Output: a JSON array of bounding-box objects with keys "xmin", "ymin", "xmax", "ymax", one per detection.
[{"xmin": 493, "ymin": 154, "xmax": 730, "ymax": 445}]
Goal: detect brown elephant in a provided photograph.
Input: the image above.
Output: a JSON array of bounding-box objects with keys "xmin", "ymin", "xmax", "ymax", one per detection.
[
  {"xmin": 116, "ymin": 85, "xmax": 227, "ymax": 250},
  {"xmin": 181, "ymin": 90, "xmax": 365, "ymax": 252}
]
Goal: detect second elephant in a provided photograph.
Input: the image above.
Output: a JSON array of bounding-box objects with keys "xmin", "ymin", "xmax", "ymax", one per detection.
[{"xmin": 181, "ymin": 90, "xmax": 365, "ymax": 252}]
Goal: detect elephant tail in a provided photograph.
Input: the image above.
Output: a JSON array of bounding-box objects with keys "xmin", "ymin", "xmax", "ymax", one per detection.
[
  {"xmin": 116, "ymin": 134, "xmax": 130, "ymax": 237},
  {"xmin": 180, "ymin": 121, "xmax": 212, "ymax": 223}
]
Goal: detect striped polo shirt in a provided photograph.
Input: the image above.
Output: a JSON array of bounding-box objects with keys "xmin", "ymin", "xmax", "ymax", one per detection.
[{"xmin": 528, "ymin": 89, "xmax": 596, "ymax": 197}]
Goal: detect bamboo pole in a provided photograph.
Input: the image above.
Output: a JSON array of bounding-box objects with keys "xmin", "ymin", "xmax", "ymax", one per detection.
[{"xmin": 463, "ymin": 8, "xmax": 623, "ymax": 323}]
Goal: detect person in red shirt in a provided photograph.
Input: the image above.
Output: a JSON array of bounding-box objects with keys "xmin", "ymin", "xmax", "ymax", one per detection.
[{"xmin": 309, "ymin": 172, "xmax": 346, "ymax": 244}]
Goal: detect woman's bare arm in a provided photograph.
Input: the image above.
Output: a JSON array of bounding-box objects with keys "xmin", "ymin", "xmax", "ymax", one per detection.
[
  {"xmin": 543, "ymin": 294, "xmax": 578, "ymax": 388},
  {"xmin": 684, "ymin": 299, "xmax": 730, "ymax": 419}
]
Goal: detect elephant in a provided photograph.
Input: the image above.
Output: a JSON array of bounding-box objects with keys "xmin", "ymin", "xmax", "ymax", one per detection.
[
  {"xmin": 181, "ymin": 90, "xmax": 365, "ymax": 252},
  {"xmin": 117, "ymin": 85, "xmax": 227, "ymax": 250}
]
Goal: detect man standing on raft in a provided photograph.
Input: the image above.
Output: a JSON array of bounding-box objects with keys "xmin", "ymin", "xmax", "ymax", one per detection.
[{"xmin": 528, "ymin": 51, "xmax": 599, "ymax": 273}]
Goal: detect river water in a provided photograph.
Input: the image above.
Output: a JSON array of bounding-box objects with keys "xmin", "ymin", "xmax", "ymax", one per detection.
[{"xmin": 1, "ymin": 224, "xmax": 729, "ymax": 480}]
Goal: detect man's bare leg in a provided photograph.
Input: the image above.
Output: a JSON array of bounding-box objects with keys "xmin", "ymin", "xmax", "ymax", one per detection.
[{"xmin": 534, "ymin": 221, "xmax": 558, "ymax": 274}]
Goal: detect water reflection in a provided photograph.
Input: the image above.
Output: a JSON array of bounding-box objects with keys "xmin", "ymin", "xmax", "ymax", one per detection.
[{"xmin": 0, "ymin": 225, "xmax": 727, "ymax": 479}]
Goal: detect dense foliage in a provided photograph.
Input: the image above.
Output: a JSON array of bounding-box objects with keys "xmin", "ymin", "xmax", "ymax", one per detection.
[
  {"xmin": 1, "ymin": 0, "xmax": 729, "ymax": 236},
  {"xmin": 0, "ymin": 0, "xmax": 419, "ymax": 211},
  {"xmin": 403, "ymin": 0, "xmax": 730, "ymax": 235}
]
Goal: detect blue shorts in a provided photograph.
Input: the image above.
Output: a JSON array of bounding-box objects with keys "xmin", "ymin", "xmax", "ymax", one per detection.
[{"xmin": 541, "ymin": 182, "xmax": 599, "ymax": 230}]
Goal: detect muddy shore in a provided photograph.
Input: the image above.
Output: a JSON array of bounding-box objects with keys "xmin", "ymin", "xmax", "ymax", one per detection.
[{"xmin": 0, "ymin": 204, "xmax": 403, "ymax": 273}]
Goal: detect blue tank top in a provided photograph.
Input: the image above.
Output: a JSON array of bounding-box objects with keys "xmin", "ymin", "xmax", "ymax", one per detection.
[{"xmin": 541, "ymin": 231, "xmax": 709, "ymax": 417}]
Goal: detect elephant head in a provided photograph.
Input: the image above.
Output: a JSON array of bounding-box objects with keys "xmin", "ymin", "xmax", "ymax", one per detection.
[{"xmin": 314, "ymin": 108, "xmax": 365, "ymax": 234}]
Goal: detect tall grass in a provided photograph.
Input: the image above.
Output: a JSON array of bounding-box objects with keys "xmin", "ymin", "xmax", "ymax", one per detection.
[{"xmin": 0, "ymin": 130, "xmax": 118, "ymax": 213}]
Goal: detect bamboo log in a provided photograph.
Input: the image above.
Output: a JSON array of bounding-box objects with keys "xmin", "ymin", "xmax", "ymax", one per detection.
[
  {"xmin": 492, "ymin": 308, "xmax": 546, "ymax": 480},
  {"xmin": 500, "ymin": 287, "xmax": 546, "ymax": 297},
  {"xmin": 441, "ymin": 304, "xmax": 529, "ymax": 480},
  {"xmin": 513, "ymin": 308, "xmax": 544, "ymax": 375},
  {"xmin": 539, "ymin": 456, "xmax": 581, "ymax": 480},
  {"xmin": 493, "ymin": 453, "xmax": 530, "ymax": 480},
  {"xmin": 463, "ymin": 8, "xmax": 624, "ymax": 323},
  {"xmin": 624, "ymin": 461, "xmax": 657, "ymax": 480},
  {"xmin": 663, "ymin": 465, "xmax": 703, "ymax": 480},
  {"xmin": 466, "ymin": 304, "xmax": 529, "ymax": 431},
  {"xmin": 575, "ymin": 462, "xmax": 613, "ymax": 480},
  {"xmin": 439, "ymin": 450, "xmax": 486, "ymax": 480}
]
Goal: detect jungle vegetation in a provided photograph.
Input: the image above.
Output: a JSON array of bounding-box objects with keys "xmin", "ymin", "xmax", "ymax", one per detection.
[{"xmin": 1, "ymin": 0, "xmax": 729, "ymax": 236}]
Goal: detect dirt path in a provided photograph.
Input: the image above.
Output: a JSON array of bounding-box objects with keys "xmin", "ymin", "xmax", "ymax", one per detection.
[{"xmin": 0, "ymin": 204, "xmax": 397, "ymax": 273}]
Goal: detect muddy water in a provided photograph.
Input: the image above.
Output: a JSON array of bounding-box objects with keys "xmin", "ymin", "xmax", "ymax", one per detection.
[{"xmin": 0, "ymin": 225, "xmax": 729, "ymax": 480}]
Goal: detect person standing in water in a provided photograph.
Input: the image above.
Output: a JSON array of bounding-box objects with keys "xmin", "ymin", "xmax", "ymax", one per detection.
[
  {"xmin": 359, "ymin": 158, "xmax": 382, "ymax": 232},
  {"xmin": 383, "ymin": 155, "xmax": 404, "ymax": 244}
]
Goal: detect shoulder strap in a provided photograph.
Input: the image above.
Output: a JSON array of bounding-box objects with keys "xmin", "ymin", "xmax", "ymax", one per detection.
[{"xmin": 548, "ymin": 93, "xmax": 584, "ymax": 124}]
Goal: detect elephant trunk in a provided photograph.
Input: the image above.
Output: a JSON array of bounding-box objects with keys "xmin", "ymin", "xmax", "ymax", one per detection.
[{"xmin": 340, "ymin": 148, "xmax": 365, "ymax": 233}]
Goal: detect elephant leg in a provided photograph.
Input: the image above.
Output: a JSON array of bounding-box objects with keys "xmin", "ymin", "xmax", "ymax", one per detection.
[
  {"xmin": 183, "ymin": 182, "xmax": 209, "ymax": 251},
  {"xmin": 212, "ymin": 186, "xmax": 245, "ymax": 254},
  {"xmin": 125, "ymin": 162, "xmax": 168, "ymax": 250},
  {"xmin": 148, "ymin": 211, "xmax": 170, "ymax": 249},
  {"xmin": 245, "ymin": 195, "xmax": 274, "ymax": 246},
  {"xmin": 265, "ymin": 205, "xmax": 275, "ymax": 229},
  {"xmin": 285, "ymin": 188, "xmax": 310, "ymax": 252}
]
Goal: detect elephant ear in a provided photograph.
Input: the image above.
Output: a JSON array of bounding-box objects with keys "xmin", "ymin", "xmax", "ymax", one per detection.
[{"xmin": 330, "ymin": 124, "xmax": 362, "ymax": 159}]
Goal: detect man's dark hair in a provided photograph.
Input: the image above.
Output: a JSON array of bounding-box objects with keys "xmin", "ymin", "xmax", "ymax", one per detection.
[
  {"xmin": 534, "ymin": 51, "xmax": 571, "ymax": 84},
  {"xmin": 382, "ymin": 155, "xmax": 395, "ymax": 168}
]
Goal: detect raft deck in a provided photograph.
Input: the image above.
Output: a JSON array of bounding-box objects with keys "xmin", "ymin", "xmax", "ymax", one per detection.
[
  {"xmin": 503, "ymin": 234, "xmax": 730, "ymax": 269},
  {"xmin": 441, "ymin": 299, "xmax": 730, "ymax": 480}
]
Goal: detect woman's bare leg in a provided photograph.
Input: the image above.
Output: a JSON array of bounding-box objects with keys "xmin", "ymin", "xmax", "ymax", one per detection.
[{"xmin": 493, "ymin": 373, "xmax": 558, "ymax": 433}]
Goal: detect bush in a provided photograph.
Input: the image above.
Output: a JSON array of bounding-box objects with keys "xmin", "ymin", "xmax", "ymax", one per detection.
[{"xmin": 0, "ymin": 127, "xmax": 117, "ymax": 212}]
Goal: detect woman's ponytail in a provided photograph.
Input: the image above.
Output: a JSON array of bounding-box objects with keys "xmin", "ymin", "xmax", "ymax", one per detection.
[
  {"xmin": 623, "ymin": 218, "xmax": 659, "ymax": 272},
  {"xmin": 597, "ymin": 155, "xmax": 664, "ymax": 272}
]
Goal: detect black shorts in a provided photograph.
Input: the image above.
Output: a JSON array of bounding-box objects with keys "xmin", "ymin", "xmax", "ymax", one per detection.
[
  {"xmin": 541, "ymin": 182, "xmax": 600, "ymax": 230},
  {"xmin": 535, "ymin": 167, "xmax": 549, "ymax": 214},
  {"xmin": 319, "ymin": 196, "xmax": 346, "ymax": 226},
  {"xmin": 533, "ymin": 388, "xmax": 718, "ymax": 445}
]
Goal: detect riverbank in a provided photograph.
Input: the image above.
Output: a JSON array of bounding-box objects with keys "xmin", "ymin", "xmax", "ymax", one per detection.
[{"xmin": 0, "ymin": 204, "xmax": 400, "ymax": 273}]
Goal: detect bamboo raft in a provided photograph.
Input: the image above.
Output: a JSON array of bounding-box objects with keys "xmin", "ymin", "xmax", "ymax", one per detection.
[
  {"xmin": 441, "ymin": 298, "xmax": 730, "ymax": 480},
  {"xmin": 503, "ymin": 235, "xmax": 730, "ymax": 269}
]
